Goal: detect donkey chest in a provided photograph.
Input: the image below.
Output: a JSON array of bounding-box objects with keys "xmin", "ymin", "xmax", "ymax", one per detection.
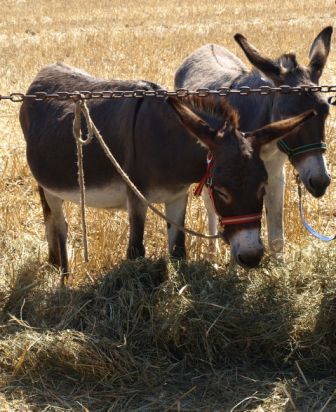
[{"xmin": 260, "ymin": 140, "xmax": 286, "ymax": 164}]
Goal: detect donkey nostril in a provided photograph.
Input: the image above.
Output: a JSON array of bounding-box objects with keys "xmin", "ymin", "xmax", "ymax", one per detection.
[
  {"xmin": 237, "ymin": 254, "xmax": 247, "ymax": 266},
  {"xmin": 308, "ymin": 175, "xmax": 331, "ymax": 194},
  {"xmin": 237, "ymin": 252, "xmax": 262, "ymax": 268}
]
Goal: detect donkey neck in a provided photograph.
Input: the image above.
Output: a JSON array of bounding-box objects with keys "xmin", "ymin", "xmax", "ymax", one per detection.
[
  {"xmin": 229, "ymin": 70, "xmax": 274, "ymax": 132},
  {"xmin": 133, "ymin": 97, "xmax": 210, "ymax": 187}
]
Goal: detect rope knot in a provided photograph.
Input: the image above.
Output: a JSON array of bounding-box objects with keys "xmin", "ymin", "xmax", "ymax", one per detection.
[{"xmin": 73, "ymin": 94, "xmax": 95, "ymax": 146}]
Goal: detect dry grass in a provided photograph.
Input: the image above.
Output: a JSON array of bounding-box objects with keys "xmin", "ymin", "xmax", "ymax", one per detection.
[{"xmin": 0, "ymin": 0, "xmax": 336, "ymax": 410}]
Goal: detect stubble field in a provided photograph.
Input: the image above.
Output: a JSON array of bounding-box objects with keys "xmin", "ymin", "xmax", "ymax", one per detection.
[{"xmin": 0, "ymin": 0, "xmax": 336, "ymax": 410}]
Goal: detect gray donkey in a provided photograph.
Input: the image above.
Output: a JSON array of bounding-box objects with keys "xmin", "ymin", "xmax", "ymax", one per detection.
[
  {"xmin": 175, "ymin": 27, "xmax": 332, "ymax": 257},
  {"xmin": 20, "ymin": 63, "xmax": 314, "ymax": 282}
]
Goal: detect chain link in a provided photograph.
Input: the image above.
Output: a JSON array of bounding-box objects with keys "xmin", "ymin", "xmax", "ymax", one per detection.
[{"xmin": 2, "ymin": 85, "xmax": 336, "ymax": 102}]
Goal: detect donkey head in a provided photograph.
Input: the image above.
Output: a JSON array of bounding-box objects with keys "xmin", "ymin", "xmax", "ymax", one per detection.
[
  {"xmin": 168, "ymin": 96, "xmax": 316, "ymax": 267},
  {"xmin": 234, "ymin": 26, "xmax": 332, "ymax": 197}
]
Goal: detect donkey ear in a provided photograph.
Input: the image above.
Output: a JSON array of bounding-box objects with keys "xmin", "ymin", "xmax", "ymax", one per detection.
[
  {"xmin": 234, "ymin": 33, "xmax": 282, "ymax": 84},
  {"xmin": 166, "ymin": 96, "xmax": 217, "ymax": 150},
  {"xmin": 245, "ymin": 110, "xmax": 317, "ymax": 147},
  {"xmin": 309, "ymin": 26, "xmax": 333, "ymax": 83}
]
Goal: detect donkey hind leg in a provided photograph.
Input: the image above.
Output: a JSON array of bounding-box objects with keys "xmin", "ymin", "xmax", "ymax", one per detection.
[
  {"xmin": 165, "ymin": 193, "xmax": 188, "ymax": 259},
  {"xmin": 202, "ymin": 189, "xmax": 219, "ymax": 255},
  {"xmin": 38, "ymin": 186, "xmax": 69, "ymax": 282},
  {"xmin": 127, "ymin": 191, "xmax": 148, "ymax": 259},
  {"xmin": 263, "ymin": 157, "xmax": 286, "ymax": 259}
]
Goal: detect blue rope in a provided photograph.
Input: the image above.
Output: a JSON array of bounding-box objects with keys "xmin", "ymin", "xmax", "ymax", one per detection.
[{"xmin": 298, "ymin": 184, "xmax": 335, "ymax": 242}]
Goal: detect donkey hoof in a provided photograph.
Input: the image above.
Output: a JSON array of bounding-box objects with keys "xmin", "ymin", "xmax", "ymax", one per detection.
[
  {"xmin": 60, "ymin": 271, "xmax": 72, "ymax": 287},
  {"xmin": 171, "ymin": 246, "xmax": 186, "ymax": 260},
  {"xmin": 127, "ymin": 245, "xmax": 145, "ymax": 259}
]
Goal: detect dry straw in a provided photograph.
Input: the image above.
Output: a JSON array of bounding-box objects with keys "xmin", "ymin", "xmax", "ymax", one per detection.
[
  {"xmin": 1, "ymin": 249, "xmax": 336, "ymax": 410},
  {"xmin": 0, "ymin": 0, "xmax": 335, "ymax": 410}
]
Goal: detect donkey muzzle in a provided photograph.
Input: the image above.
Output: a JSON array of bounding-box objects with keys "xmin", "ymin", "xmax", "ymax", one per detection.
[
  {"xmin": 229, "ymin": 228, "xmax": 264, "ymax": 268},
  {"xmin": 294, "ymin": 153, "xmax": 331, "ymax": 198},
  {"xmin": 304, "ymin": 171, "xmax": 331, "ymax": 197}
]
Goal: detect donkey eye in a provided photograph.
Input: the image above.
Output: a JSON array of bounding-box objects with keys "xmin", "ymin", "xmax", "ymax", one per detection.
[{"xmin": 214, "ymin": 186, "xmax": 232, "ymax": 204}]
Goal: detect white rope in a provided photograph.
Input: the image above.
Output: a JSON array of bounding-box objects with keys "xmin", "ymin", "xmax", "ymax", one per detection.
[{"xmin": 72, "ymin": 98, "xmax": 89, "ymax": 262}]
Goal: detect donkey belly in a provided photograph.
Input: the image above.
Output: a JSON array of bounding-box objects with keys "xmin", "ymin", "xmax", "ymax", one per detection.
[
  {"xmin": 44, "ymin": 182, "xmax": 128, "ymax": 209},
  {"xmin": 146, "ymin": 187, "xmax": 189, "ymax": 204},
  {"xmin": 43, "ymin": 184, "xmax": 189, "ymax": 209}
]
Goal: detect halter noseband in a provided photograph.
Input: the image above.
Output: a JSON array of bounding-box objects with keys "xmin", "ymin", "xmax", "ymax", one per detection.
[
  {"xmin": 194, "ymin": 154, "xmax": 262, "ymax": 228},
  {"xmin": 268, "ymin": 88, "xmax": 327, "ymax": 159},
  {"xmin": 277, "ymin": 140, "xmax": 327, "ymax": 159}
]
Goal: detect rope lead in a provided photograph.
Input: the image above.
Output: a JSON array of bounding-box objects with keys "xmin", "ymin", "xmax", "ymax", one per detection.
[
  {"xmin": 72, "ymin": 98, "xmax": 222, "ymax": 262},
  {"xmin": 73, "ymin": 97, "xmax": 90, "ymax": 262},
  {"xmin": 297, "ymin": 182, "xmax": 335, "ymax": 242}
]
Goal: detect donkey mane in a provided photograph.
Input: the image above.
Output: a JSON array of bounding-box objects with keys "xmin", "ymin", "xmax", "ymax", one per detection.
[
  {"xmin": 174, "ymin": 95, "xmax": 253, "ymax": 158},
  {"xmin": 277, "ymin": 53, "xmax": 299, "ymax": 72},
  {"xmin": 179, "ymin": 95, "xmax": 239, "ymax": 130}
]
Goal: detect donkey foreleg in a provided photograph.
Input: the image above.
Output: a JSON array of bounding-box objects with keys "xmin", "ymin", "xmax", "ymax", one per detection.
[
  {"xmin": 127, "ymin": 191, "xmax": 148, "ymax": 259},
  {"xmin": 202, "ymin": 189, "xmax": 219, "ymax": 254},
  {"xmin": 38, "ymin": 186, "xmax": 69, "ymax": 282},
  {"xmin": 263, "ymin": 157, "xmax": 286, "ymax": 257},
  {"xmin": 165, "ymin": 193, "xmax": 188, "ymax": 259}
]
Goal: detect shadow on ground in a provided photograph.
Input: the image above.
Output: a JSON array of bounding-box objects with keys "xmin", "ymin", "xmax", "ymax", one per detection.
[{"xmin": 1, "ymin": 257, "xmax": 336, "ymax": 411}]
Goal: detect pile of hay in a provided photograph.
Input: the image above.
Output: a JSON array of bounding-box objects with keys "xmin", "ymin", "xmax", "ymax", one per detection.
[{"xmin": 1, "ymin": 244, "xmax": 336, "ymax": 411}]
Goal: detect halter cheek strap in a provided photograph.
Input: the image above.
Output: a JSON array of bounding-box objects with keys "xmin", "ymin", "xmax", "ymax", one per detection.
[
  {"xmin": 194, "ymin": 154, "xmax": 262, "ymax": 228},
  {"xmin": 194, "ymin": 153, "xmax": 213, "ymax": 196},
  {"xmin": 277, "ymin": 140, "xmax": 327, "ymax": 159}
]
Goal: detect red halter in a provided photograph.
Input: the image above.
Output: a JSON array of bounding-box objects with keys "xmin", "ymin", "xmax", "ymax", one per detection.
[{"xmin": 194, "ymin": 154, "xmax": 262, "ymax": 228}]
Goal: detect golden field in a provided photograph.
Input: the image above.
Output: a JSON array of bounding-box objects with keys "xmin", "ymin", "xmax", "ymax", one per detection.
[{"xmin": 0, "ymin": 0, "xmax": 336, "ymax": 410}]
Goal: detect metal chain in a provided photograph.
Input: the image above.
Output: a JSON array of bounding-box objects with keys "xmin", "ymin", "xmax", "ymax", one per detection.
[{"xmin": 2, "ymin": 85, "xmax": 336, "ymax": 103}]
